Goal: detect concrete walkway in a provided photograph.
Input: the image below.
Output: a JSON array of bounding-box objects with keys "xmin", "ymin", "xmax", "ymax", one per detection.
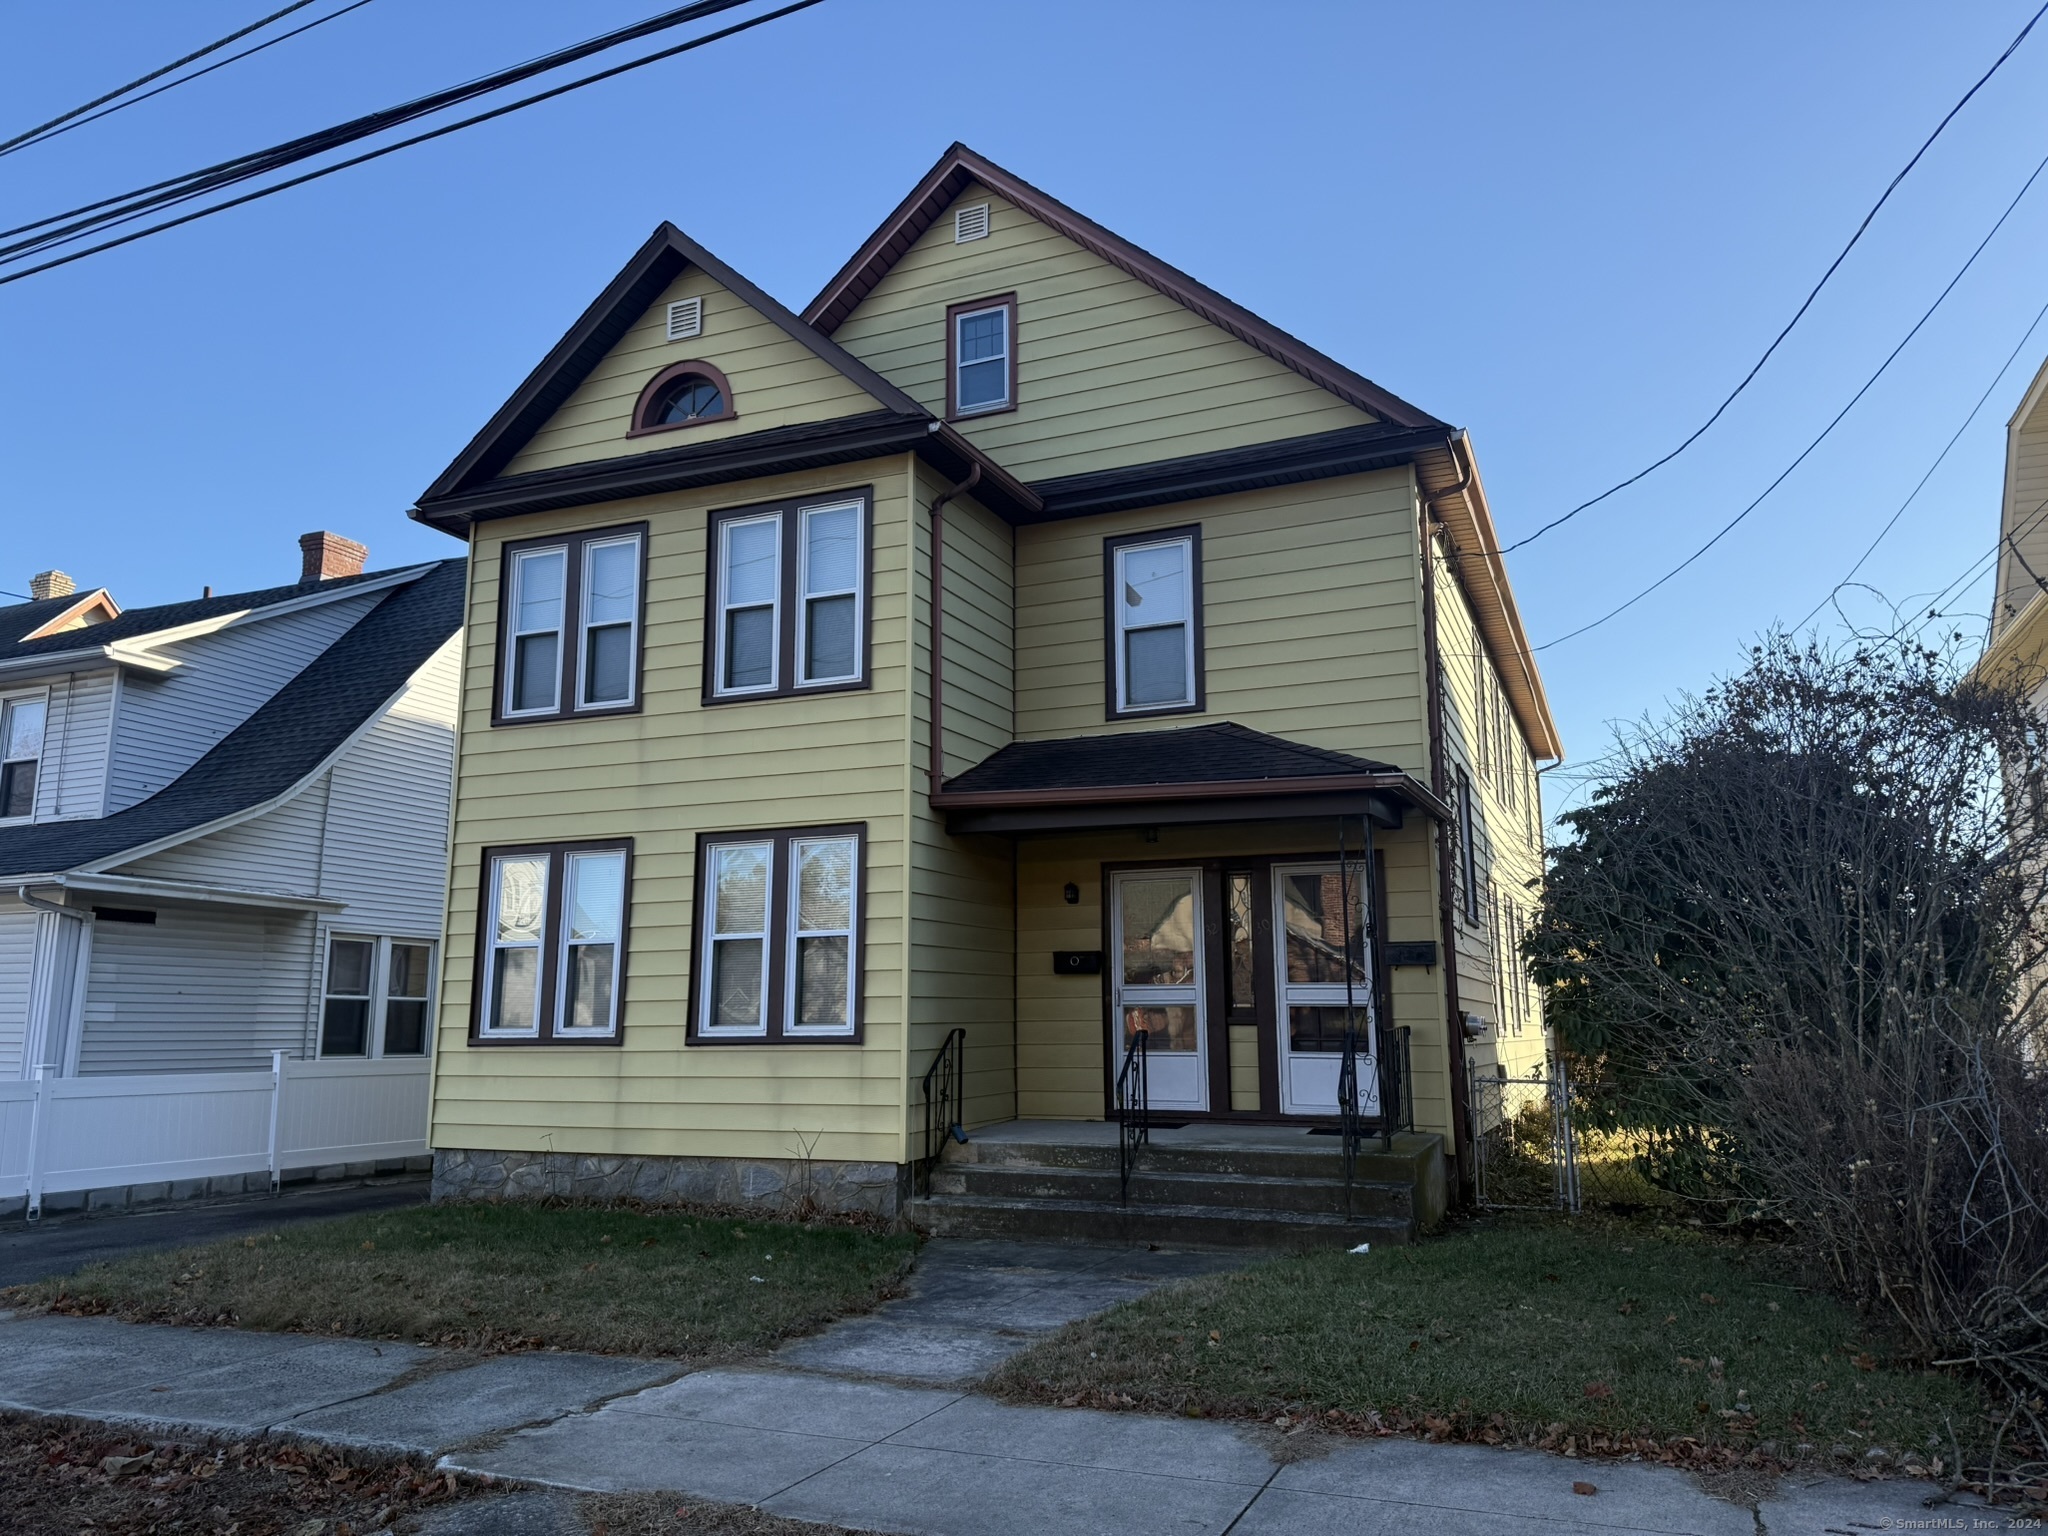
[{"xmin": 0, "ymin": 1238, "xmax": 2010, "ymax": 1535}]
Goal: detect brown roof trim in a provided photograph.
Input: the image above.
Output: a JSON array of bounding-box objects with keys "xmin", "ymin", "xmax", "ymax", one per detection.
[
  {"xmin": 1417, "ymin": 432, "xmax": 1563, "ymax": 762},
  {"xmin": 802, "ymin": 143, "xmax": 1447, "ymax": 432},
  {"xmin": 930, "ymin": 770, "xmax": 1450, "ymax": 823},
  {"xmin": 417, "ymin": 222, "xmax": 930, "ymax": 507},
  {"xmin": 21, "ymin": 589, "xmax": 121, "ymax": 641}
]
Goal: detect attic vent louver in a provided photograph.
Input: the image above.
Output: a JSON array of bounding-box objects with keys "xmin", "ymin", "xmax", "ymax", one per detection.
[
  {"xmin": 666, "ymin": 296, "xmax": 703, "ymax": 341},
  {"xmin": 954, "ymin": 203, "xmax": 990, "ymax": 243}
]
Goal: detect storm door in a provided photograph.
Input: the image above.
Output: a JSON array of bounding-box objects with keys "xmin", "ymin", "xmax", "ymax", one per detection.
[
  {"xmin": 1271, "ymin": 863, "xmax": 1380, "ymax": 1116},
  {"xmin": 1109, "ymin": 868, "xmax": 1209, "ymax": 1113}
]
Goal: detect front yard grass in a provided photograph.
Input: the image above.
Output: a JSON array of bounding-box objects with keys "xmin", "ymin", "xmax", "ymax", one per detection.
[
  {"xmin": 3, "ymin": 1202, "xmax": 918, "ymax": 1359},
  {"xmin": 989, "ymin": 1216, "xmax": 1992, "ymax": 1474}
]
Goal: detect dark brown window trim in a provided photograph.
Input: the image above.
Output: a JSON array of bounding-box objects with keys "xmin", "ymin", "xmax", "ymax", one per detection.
[
  {"xmin": 468, "ymin": 838, "xmax": 633, "ymax": 1047},
  {"xmin": 1102, "ymin": 523, "xmax": 1206, "ymax": 722},
  {"xmin": 944, "ymin": 293, "xmax": 1018, "ymax": 422},
  {"xmin": 626, "ymin": 360, "xmax": 737, "ymax": 439},
  {"xmin": 686, "ymin": 822, "xmax": 868, "ymax": 1046},
  {"xmin": 700, "ymin": 488, "xmax": 874, "ymax": 706},
  {"xmin": 491, "ymin": 522, "xmax": 649, "ymax": 728}
]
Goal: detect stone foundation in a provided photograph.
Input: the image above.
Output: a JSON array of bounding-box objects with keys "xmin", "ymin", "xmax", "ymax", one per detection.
[{"xmin": 431, "ymin": 1147, "xmax": 907, "ymax": 1218}]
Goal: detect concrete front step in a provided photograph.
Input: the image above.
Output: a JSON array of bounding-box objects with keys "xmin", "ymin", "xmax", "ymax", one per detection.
[
  {"xmin": 906, "ymin": 1191, "xmax": 1412, "ymax": 1249},
  {"xmin": 955, "ymin": 1133, "xmax": 1430, "ymax": 1186},
  {"xmin": 929, "ymin": 1162, "xmax": 1417, "ymax": 1220}
]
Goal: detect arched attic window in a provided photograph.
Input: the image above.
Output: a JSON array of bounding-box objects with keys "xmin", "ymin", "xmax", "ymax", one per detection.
[{"xmin": 628, "ymin": 361, "xmax": 735, "ymax": 437}]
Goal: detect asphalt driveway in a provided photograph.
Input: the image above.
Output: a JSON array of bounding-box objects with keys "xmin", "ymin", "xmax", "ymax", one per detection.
[{"xmin": 0, "ymin": 1176, "xmax": 429, "ymax": 1288}]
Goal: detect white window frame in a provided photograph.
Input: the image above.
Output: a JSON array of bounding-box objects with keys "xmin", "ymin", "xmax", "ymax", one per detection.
[
  {"xmin": 479, "ymin": 852, "xmax": 549, "ymax": 1038},
  {"xmin": 0, "ymin": 687, "xmax": 49, "ymax": 824},
  {"xmin": 783, "ymin": 833, "xmax": 859, "ymax": 1038},
  {"xmin": 712, "ymin": 513, "xmax": 783, "ymax": 698},
  {"xmin": 698, "ymin": 838, "xmax": 775, "ymax": 1037},
  {"xmin": 795, "ymin": 500, "xmax": 865, "ymax": 688},
  {"xmin": 574, "ymin": 532, "xmax": 644, "ymax": 711},
  {"xmin": 952, "ymin": 302, "xmax": 1011, "ymax": 414},
  {"xmin": 317, "ymin": 933, "xmax": 436, "ymax": 1060},
  {"xmin": 555, "ymin": 848, "xmax": 627, "ymax": 1039},
  {"xmin": 1111, "ymin": 534, "xmax": 1198, "ymax": 715},
  {"xmin": 503, "ymin": 545, "xmax": 569, "ymax": 719}
]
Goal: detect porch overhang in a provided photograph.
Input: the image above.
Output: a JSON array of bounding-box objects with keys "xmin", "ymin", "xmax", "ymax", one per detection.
[
  {"xmin": 26, "ymin": 872, "xmax": 347, "ymax": 915},
  {"xmin": 932, "ymin": 776, "xmax": 1434, "ymax": 835}
]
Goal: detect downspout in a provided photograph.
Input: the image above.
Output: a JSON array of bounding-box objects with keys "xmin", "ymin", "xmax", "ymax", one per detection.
[
  {"xmin": 925, "ymin": 459, "xmax": 981, "ymax": 794},
  {"xmin": 1421, "ymin": 434, "xmax": 1476, "ymax": 1199},
  {"xmin": 16, "ymin": 885, "xmax": 89, "ymax": 1079}
]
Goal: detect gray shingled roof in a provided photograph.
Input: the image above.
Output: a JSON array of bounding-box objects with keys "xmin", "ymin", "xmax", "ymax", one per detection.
[
  {"xmin": 942, "ymin": 721, "xmax": 1402, "ymax": 795},
  {"xmin": 0, "ymin": 560, "xmax": 465, "ymax": 880},
  {"xmin": 0, "ymin": 565, "xmax": 410, "ymax": 666}
]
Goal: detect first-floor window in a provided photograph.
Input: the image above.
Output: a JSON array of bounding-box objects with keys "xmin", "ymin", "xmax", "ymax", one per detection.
[
  {"xmin": 474, "ymin": 840, "xmax": 632, "ymax": 1043},
  {"xmin": 692, "ymin": 824, "xmax": 863, "ymax": 1043},
  {"xmin": 320, "ymin": 935, "xmax": 436, "ymax": 1058}
]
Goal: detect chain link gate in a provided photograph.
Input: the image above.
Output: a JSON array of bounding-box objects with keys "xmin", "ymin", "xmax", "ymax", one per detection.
[{"xmin": 1470, "ymin": 1067, "xmax": 1582, "ymax": 1211}]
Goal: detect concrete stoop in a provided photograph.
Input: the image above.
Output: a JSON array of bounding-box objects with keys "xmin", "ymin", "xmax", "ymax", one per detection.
[{"xmin": 907, "ymin": 1122, "xmax": 1447, "ymax": 1248}]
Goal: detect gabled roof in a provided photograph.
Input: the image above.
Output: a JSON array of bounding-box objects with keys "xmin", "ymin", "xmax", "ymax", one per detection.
[
  {"xmin": 0, "ymin": 560, "xmax": 465, "ymax": 882},
  {"xmin": 416, "ymin": 222, "xmax": 937, "ymax": 511},
  {"xmin": 0, "ymin": 564, "xmax": 417, "ymax": 669},
  {"xmin": 802, "ymin": 143, "xmax": 1447, "ymax": 433}
]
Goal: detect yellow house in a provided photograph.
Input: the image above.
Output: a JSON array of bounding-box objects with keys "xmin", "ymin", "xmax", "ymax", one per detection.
[
  {"xmin": 1978, "ymin": 355, "xmax": 2048, "ymax": 693},
  {"xmin": 411, "ymin": 145, "xmax": 1561, "ymax": 1241}
]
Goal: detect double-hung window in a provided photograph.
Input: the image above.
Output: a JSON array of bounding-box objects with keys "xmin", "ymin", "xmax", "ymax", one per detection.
[
  {"xmin": 1456, "ymin": 766, "xmax": 1481, "ymax": 925},
  {"xmin": 496, "ymin": 525, "xmax": 646, "ymax": 724},
  {"xmin": 706, "ymin": 492, "xmax": 870, "ymax": 702},
  {"xmin": 1105, "ymin": 527, "xmax": 1203, "ymax": 718},
  {"xmin": 474, "ymin": 840, "xmax": 631, "ymax": 1044},
  {"xmin": 0, "ymin": 692, "xmax": 47, "ymax": 821},
  {"xmin": 319, "ymin": 935, "xmax": 435, "ymax": 1057},
  {"xmin": 691, "ymin": 824, "xmax": 863, "ymax": 1043},
  {"xmin": 946, "ymin": 294, "xmax": 1016, "ymax": 418}
]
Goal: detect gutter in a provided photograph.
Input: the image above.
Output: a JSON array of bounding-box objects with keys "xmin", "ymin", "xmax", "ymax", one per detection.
[
  {"xmin": 929, "ymin": 770, "xmax": 1448, "ymax": 820},
  {"xmin": 925, "ymin": 459, "xmax": 982, "ymax": 793},
  {"xmin": 1421, "ymin": 436, "xmax": 1477, "ymax": 1197}
]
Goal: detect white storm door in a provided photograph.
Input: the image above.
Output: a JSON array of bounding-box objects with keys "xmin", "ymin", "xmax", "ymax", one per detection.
[
  {"xmin": 1272, "ymin": 863, "xmax": 1380, "ymax": 1117},
  {"xmin": 1110, "ymin": 869, "xmax": 1208, "ymax": 1113}
]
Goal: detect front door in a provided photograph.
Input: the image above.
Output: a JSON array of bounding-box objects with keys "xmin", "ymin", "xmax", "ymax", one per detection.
[
  {"xmin": 1110, "ymin": 868, "xmax": 1209, "ymax": 1113},
  {"xmin": 1272, "ymin": 862, "xmax": 1380, "ymax": 1117}
]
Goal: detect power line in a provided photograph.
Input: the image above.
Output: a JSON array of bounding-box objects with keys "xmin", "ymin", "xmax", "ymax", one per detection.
[
  {"xmin": 0, "ymin": 0, "xmax": 827, "ymax": 287},
  {"xmin": 1791, "ymin": 292, "xmax": 2048, "ymax": 633},
  {"xmin": 1531, "ymin": 141, "xmax": 2048, "ymax": 654},
  {"xmin": 0, "ymin": 1, "xmax": 322, "ymax": 156},
  {"xmin": 0, "ymin": 0, "xmax": 379, "ymax": 162},
  {"xmin": 1493, "ymin": 0, "xmax": 2048, "ymax": 558}
]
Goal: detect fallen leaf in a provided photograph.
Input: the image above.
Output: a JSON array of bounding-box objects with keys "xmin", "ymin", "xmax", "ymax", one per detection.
[
  {"xmin": 1572, "ymin": 1481, "xmax": 1597, "ymax": 1496},
  {"xmin": 1700, "ymin": 1293, "xmax": 1719, "ymax": 1306},
  {"xmin": 1583, "ymin": 1382, "xmax": 1613, "ymax": 1399},
  {"xmin": 1851, "ymin": 1352, "xmax": 1876, "ymax": 1372},
  {"xmin": 360, "ymin": 1240, "xmax": 375, "ymax": 1251}
]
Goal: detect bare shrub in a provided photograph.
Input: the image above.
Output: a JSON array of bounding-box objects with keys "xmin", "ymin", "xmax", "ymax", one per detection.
[{"xmin": 1529, "ymin": 633, "xmax": 2048, "ymax": 1484}]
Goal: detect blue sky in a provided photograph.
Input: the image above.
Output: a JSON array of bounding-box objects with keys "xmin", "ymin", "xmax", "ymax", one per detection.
[{"xmin": 3, "ymin": 1, "xmax": 2045, "ymax": 814}]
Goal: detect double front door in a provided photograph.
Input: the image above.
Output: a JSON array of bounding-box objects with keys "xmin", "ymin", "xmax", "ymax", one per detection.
[{"xmin": 1108, "ymin": 858, "xmax": 1383, "ymax": 1118}]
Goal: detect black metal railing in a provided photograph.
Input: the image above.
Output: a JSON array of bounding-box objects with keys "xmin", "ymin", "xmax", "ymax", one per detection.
[
  {"xmin": 1378, "ymin": 1025, "xmax": 1413, "ymax": 1150},
  {"xmin": 1337, "ymin": 1028, "xmax": 1362, "ymax": 1217},
  {"xmin": 917, "ymin": 1027, "xmax": 967, "ymax": 1197},
  {"xmin": 1114, "ymin": 1027, "xmax": 1149, "ymax": 1203}
]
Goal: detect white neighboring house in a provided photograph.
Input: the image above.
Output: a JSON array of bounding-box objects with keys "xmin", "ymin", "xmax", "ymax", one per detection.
[{"xmin": 0, "ymin": 536, "xmax": 464, "ymax": 1088}]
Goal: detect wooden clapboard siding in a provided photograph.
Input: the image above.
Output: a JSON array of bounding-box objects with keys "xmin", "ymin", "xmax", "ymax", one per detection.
[
  {"xmin": 1013, "ymin": 469, "xmax": 1429, "ymax": 768},
  {"xmin": 1994, "ymin": 367, "xmax": 2048, "ymax": 642},
  {"xmin": 830, "ymin": 184, "xmax": 1376, "ymax": 482},
  {"xmin": 503, "ymin": 268, "xmax": 883, "ymax": 478},
  {"xmin": 431, "ymin": 457, "xmax": 919, "ymax": 1167},
  {"xmin": 909, "ymin": 467, "xmax": 1017, "ymax": 1134}
]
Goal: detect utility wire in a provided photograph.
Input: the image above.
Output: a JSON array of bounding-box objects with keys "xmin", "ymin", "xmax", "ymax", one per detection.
[
  {"xmin": 0, "ymin": 1, "xmax": 321, "ymax": 156},
  {"xmin": 1791, "ymin": 291, "xmax": 2048, "ymax": 633},
  {"xmin": 0, "ymin": 0, "xmax": 379, "ymax": 162},
  {"xmin": 0, "ymin": 0, "xmax": 827, "ymax": 286},
  {"xmin": 0, "ymin": 0, "xmax": 762, "ymax": 257},
  {"xmin": 1493, "ymin": 0, "xmax": 2048, "ymax": 558},
  {"xmin": 1531, "ymin": 142, "xmax": 2048, "ymax": 653}
]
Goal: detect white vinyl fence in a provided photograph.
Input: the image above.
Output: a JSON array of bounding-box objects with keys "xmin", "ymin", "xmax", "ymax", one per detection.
[{"xmin": 0, "ymin": 1054, "xmax": 429, "ymax": 1218}]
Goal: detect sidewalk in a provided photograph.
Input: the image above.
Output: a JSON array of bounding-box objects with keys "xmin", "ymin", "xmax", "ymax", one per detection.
[{"xmin": 0, "ymin": 1238, "xmax": 2000, "ymax": 1535}]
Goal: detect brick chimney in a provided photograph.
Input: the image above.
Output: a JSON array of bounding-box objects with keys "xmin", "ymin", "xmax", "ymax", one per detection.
[
  {"xmin": 299, "ymin": 532, "xmax": 368, "ymax": 583},
  {"xmin": 29, "ymin": 570, "xmax": 76, "ymax": 601}
]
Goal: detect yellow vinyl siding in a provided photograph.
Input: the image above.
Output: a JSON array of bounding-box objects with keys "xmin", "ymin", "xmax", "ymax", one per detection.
[
  {"xmin": 503, "ymin": 267, "xmax": 882, "ymax": 478},
  {"xmin": 1013, "ymin": 821, "xmax": 1452, "ymax": 1139},
  {"xmin": 909, "ymin": 466, "xmax": 1017, "ymax": 1139},
  {"xmin": 830, "ymin": 184, "xmax": 1376, "ymax": 482},
  {"xmin": 1227, "ymin": 1026, "xmax": 1258, "ymax": 1111},
  {"xmin": 1994, "ymin": 378, "xmax": 2048, "ymax": 641},
  {"xmin": 1013, "ymin": 469, "xmax": 1428, "ymax": 768},
  {"xmin": 432, "ymin": 457, "xmax": 917, "ymax": 1167}
]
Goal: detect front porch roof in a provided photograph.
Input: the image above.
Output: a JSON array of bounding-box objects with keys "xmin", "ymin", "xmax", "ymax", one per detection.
[{"xmin": 930, "ymin": 720, "xmax": 1446, "ymax": 835}]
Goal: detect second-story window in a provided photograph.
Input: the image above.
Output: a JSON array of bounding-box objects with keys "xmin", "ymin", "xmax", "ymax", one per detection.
[
  {"xmin": 947, "ymin": 294, "xmax": 1016, "ymax": 418},
  {"xmin": 496, "ymin": 524, "xmax": 646, "ymax": 726},
  {"xmin": 0, "ymin": 692, "xmax": 47, "ymax": 821},
  {"xmin": 1105, "ymin": 526, "xmax": 1204, "ymax": 719},
  {"xmin": 706, "ymin": 491, "xmax": 870, "ymax": 703}
]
